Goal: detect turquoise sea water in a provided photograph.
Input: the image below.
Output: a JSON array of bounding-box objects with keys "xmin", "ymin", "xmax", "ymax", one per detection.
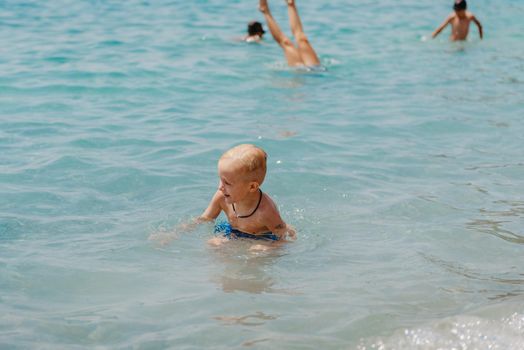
[{"xmin": 1, "ymin": 0, "xmax": 524, "ymax": 348}]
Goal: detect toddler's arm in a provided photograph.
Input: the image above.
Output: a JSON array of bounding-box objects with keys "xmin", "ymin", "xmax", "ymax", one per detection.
[
  {"xmin": 260, "ymin": 195, "xmax": 297, "ymax": 241},
  {"xmin": 149, "ymin": 191, "xmax": 223, "ymax": 245},
  {"xmin": 199, "ymin": 190, "xmax": 223, "ymax": 221},
  {"xmin": 272, "ymin": 222, "xmax": 297, "ymax": 241},
  {"xmin": 264, "ymin": 206, "xmax": 297, "ymax": 241}
]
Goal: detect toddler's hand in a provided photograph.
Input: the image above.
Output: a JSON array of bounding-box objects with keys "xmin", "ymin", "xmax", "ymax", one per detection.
[
  {"xmin": 148, "ymin": 230, "xmax": 178, "ymax": 246},
  {"xmin": 285, "ymin": 226, "xmax": 297, "ymax": 241}
]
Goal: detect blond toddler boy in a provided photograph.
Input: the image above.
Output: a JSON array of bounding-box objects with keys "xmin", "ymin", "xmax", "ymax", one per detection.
[
  {"xmin": 203, "ymin": 144, "xmax": 296, "ymax": 245},
  {"xmin": 150, "ymin": 144, "xmax": 296, "ymax": 246}
]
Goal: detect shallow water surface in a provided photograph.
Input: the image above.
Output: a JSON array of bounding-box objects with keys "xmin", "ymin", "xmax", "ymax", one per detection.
[{"xmin": 1, "ymin": 0, "xmax": 524, "ymax": 348}]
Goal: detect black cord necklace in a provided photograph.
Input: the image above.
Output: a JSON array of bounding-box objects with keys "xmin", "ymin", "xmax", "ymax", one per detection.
[{"xmin": 232, "ymin": 189, "xmax": 263, "ymax": 218}]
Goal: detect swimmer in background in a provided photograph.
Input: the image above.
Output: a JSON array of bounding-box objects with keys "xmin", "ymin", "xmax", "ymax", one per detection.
[
  {"xmin": 259, "ymin": 0, "xmax": 320, "ymax": 67},
  {"xmin": 150, "ymin": 144, "xmax": 296, "ymax": 248},
  {"xmin": 245, "ymin": 21, "xmax": 266, "ymax": 42},
  {"xmin": 432, "ymin": 0, "xmax": 483, "ymax": 41}
]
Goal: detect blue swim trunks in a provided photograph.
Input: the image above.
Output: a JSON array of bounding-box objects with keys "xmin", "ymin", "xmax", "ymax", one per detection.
[{"xmin": 214, "ymin": 221, "xmax": 279, "ymax": 241}]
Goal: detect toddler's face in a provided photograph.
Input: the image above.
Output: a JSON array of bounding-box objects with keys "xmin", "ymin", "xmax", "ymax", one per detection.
[{"xmin": 217, "ymin": 159, "xmax": 253, "ymax": 204}]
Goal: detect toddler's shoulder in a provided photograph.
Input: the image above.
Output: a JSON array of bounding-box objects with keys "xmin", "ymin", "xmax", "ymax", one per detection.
[{"xmin": 259, "ymin": 192, "xmax": 282, "ymax": 218}]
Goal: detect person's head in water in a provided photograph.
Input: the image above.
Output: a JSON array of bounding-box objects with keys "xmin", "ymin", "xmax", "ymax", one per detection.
[
  {"xmin": 453, "ymin": 0, "xmax": 467, "ymax": 12},
  {"xmin": 245, "ymin": 21, "xmax": 265, "ymax": 42},
  {"xmin": 247, "ymin": 21, "xmax": 265, "ymax": 36}
]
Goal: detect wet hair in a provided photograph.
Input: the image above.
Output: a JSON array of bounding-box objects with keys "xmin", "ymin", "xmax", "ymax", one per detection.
[
  {"xmin": 453, "ymin": 0, "xmax": 467, "ymax": 11},
  {"xmin": 220, "ymin": 144, "xmax": 267, "ymax": 184},
  {"xmin": 247, "ymin": 21, "xmax": 265, "ymax": 36}
]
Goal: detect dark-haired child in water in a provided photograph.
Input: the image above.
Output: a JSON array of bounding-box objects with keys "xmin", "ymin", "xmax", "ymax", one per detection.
[
  {"xmin": 432, "ymin": 0, "xmax": 483, "ymax": 41},
  {"xmin": 245, "ymin": 21, "xmax": 266, "ymax": 42},
  {"xmin": 259, "ymin": 0, "xmax": 320, "ymax": 67}
]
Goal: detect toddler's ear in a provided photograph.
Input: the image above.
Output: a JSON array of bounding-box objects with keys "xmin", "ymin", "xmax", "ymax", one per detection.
[{"xmin": 249, "ymin": 181, "xmax": 260, "ymax": 192}]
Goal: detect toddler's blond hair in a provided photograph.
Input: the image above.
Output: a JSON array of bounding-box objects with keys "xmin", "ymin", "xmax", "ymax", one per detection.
[{"xmin": 219, "ymin": 144, "xmax": 267, "ymax": 184}]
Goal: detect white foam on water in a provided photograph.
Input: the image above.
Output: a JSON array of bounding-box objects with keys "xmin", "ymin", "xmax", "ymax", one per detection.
[{"xmin": 358, "ymin": 306, "xmax": 524, "ymax": 350}]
